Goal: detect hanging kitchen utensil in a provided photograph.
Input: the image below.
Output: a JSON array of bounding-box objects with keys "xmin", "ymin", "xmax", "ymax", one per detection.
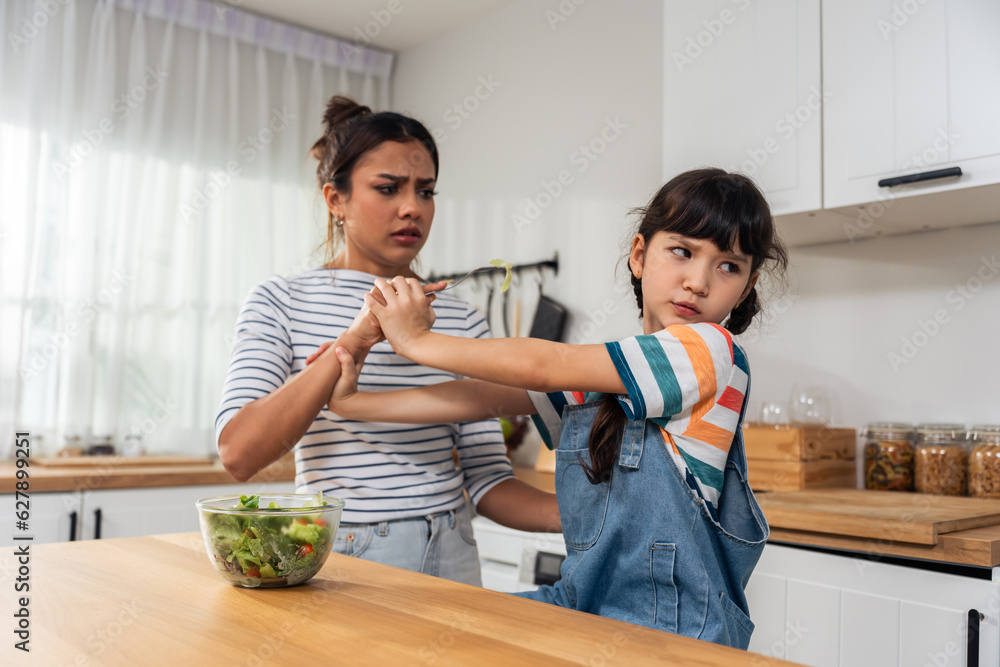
[
  {"xmin": 483, "ymin": 273, "xmax": 497, "ymax": 334},
  {"xmin": 528, "ymin": 271, "xmax": 567, "ymax": 342},
  {"xmin": 501, "ymin": 271, "xmax": 519, "ymax": 338}
]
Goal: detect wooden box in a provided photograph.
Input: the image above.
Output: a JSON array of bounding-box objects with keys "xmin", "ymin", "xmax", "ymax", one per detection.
[
  {"xmin": 744, "ymin": 423, "xmax": 857, "ymax": 492},
  {"xmin": 747, "ymin": 459, "xmax": 857, "ymax": 492},
  {"xmin": 743, "ymin": 423, "xmax": 856, "ymax": 461}
]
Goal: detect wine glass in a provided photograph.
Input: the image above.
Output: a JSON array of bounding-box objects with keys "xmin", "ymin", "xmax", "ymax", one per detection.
[
  {"xmin": 788, "ymin": 384, "xmax": 832, "ymax": 425},
  {"xmin": 759, "ymin": 401, "xmax": 788, "ymax": 425}
]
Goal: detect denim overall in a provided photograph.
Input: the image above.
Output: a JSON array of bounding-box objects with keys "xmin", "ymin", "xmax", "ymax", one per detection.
[{"xmin": 517, "ymin": 394, "xmax": 769, "ymax": 649}]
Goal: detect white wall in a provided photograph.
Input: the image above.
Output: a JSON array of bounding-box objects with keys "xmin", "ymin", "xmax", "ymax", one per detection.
[
  {"xmin": 394, "ymin": 0, "xmax": 1000, "ymax": 433},
  {"xmin": 741, "ymin": 222, "xmax": 1000, "ymax": 430},
  {"xmin": 393, "ymin": 0, "xmax": 663, "ymax": 345}
]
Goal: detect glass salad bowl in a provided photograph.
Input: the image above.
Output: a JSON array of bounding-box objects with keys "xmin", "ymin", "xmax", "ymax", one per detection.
[{"xmin": 196, "ymin": 493, "xmax": 345, "ymax": 588}]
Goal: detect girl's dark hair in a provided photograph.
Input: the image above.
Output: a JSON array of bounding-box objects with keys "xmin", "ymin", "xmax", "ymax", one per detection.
[
  {"xmin": 309, "ymin": 95, "xmax": 439, "ymax": 263},
  {"xmin": 583, "ymin": 168, "xmax": 788, "ymax": 484}
]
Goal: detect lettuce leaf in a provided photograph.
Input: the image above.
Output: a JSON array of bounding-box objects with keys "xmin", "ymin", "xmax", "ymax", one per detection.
[{"xmin": 489, "ymin": 258, "xmax": 514, "ymax": 293}]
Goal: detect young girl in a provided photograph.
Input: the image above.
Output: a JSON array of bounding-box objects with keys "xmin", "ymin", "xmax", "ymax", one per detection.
[{"xmin": 321, "ymin": 168, "xmax": 788, "ymax": 649}]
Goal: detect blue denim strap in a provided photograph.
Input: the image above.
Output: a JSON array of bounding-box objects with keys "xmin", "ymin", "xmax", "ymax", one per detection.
[
  {"xmin": 729, "ymin": 373, "xmax": 752, "ymax": 476},
  {"xmin": 618, "ymin": 419, "xmax": 646, "ymax": 469}
]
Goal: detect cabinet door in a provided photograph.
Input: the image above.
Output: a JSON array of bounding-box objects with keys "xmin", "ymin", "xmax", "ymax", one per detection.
[
  {"xmin": 0, "ymin": 492, "xmax": 82, "ymax": 546},
  {"xmin": 82, "ymin": 482, "xmax": 295, "ymax": 540},
  {"xmin": 823, "ymin": 0, "xmax": 1000, "ymax": 210},
  {"xmin": 745, "ymin": 571, "xmax": 789, "ymax": 658},
  {"xmin": 748, "ymin": 543, "xmax": 999, "ymax": 667},
  {"xmin": 662, "ymin": 0, "xmax": 822, "ymax": 216}
]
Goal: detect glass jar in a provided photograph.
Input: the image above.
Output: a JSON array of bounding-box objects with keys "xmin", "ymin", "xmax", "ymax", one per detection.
[
  {"xmin": 968, "ymin": 425, "xmax": 1000, "ymax": 499},
  {"xmin": 863, "ymin": 422, "xmax": 915, "ymax": 491},
  {"xmin": 914, "ymin": 423, "xmax": 968, "ymax": 496}
]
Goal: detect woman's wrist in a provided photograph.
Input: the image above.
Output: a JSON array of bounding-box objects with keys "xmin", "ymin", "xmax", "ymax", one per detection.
[{"xmin": 336, "ymin": 329, "xmax": 372, "ymax": 364}]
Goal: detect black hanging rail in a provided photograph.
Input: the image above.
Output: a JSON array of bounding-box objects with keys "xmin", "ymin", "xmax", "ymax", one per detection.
[{"xmin": 426, "ymin": 252, "xmax": 559, "ymax": 284}]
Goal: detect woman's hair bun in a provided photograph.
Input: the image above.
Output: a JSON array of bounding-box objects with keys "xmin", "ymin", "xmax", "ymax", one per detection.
[{"xmin": 322, "ymin": 95, "xmax": 371, "ymax": 133}]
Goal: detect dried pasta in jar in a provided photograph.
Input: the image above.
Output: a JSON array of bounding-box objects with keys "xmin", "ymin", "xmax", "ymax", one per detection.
[
  {"xmin": 914, "ymin": 424, "xmax": 968, "ymax": 496},
  {"xmin": 969, "ymin": 425, "xmax": 1000, "ymax": 499},
  {"xmin": 863, "ymin": 423, "xmax": 915, "ymax": 492}
]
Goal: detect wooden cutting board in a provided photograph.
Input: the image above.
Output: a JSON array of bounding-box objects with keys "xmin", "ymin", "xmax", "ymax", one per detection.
[
  {"xmin": 756, "ymin": 489, "xmax": 1000, "ymax": 545},
  {"xmin": 32, "ymin": 455, "xmax": 213, "ymax": 467}
]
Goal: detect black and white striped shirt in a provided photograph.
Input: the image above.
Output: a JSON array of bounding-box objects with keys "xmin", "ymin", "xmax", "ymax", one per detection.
[{"xmin": 215, "ymin": 268, "xmax": 514, "ymax": 523}]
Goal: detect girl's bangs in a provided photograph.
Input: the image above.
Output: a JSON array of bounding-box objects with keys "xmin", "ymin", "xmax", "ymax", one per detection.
[{"xmin": 664, "ymin": 178, "xmax": 773, "ymax": 263}]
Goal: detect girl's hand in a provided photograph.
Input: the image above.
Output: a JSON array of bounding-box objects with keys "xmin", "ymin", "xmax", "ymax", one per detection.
[
  {"xmin": 368, "ymin": 277, "xmax": 439, "ymax": 353},
  {"xmin": 305, "ymin": 280, "xmax": 442, "ymax": 366}
]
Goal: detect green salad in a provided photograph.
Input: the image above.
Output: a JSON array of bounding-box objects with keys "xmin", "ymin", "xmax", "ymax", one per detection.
[{"xmin": 203, "ymin": 494, "xmax": 333, "ymax": 588}]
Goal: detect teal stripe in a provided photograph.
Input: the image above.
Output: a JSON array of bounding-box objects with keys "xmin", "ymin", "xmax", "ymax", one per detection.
[
  {"xmin": 635, "ymin": 334, "xmax": 684, "ymax": 419},
  {"xmin": 733, "ymin": 343, "xmax": 749, "ymax": 376},
  {"xmin": 676, "ymin": 446, "xmax": 724, "ymax": 491},
  {"xmin": 605, "ymin": 342, "xmax": 643, "ymax": 420}
]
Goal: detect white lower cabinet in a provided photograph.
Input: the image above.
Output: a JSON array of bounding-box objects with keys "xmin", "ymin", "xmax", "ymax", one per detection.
[
  {"xmin": 747, "ymin": 543, "xmax": 999, "ymax": 667},
  {"xmin": 0, "ymin": 480, "xmax": 294, "ymax": 547},
  {"xmin": 471, "ymin": 516, "xmax": 565, "ymax": 594},
  {"xmin": 0, "ymin": 491, "xmax": 81, "ymax": 544}
]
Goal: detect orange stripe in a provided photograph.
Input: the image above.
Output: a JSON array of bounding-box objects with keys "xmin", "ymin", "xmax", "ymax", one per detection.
[
  {"xmin": 659, "ymin": 427, "xmax": 681, "ymax": 455},
  {"xmin": 683, "ymin": 420, "xmax": 734, "ymax": 451},
  {"xmin": 667, "ymin": 326, "xmax": 717, "ymax": 424}
]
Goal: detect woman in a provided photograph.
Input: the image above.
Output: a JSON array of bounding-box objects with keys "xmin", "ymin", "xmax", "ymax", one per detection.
[{"xmin": 216, "ymin": 96, "xmax": 558, "ymax": 586}]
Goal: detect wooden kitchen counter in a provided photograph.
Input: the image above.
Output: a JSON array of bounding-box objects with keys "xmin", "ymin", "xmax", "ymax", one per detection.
[
  {"xmin": 0, "ymin": 456, "xmax": 551, "ymax": 495},
  {"xmin": 767, "ymin": 523, "xmax": 1000, "ymax": 568},
  {"xmin": 757, "ymin": 489, "xmax": 1000, "ymax": 568},
  {"xmin": 0, "ymin": 454, "xmax": 296, "ymax": 494},
  {"xmin": 0, "ymin": 533, "xmax": 796, "ymax": 666},
  {"xmin": 0, "ymin": 458, "xmax": 550, "ymax": 494}
]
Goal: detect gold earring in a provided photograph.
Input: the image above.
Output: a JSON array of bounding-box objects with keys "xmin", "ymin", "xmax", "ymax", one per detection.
[{"xmin": 335, "ymin": 217, "xmax": 344, "ymax": 227}]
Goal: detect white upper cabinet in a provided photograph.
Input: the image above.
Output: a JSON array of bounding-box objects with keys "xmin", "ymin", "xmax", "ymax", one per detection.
[
  {"xmin": 663, "ymin": 0, "xmax": 822, "ymax": 217},
  {"xmin": 823, "ymin": 0, "xmax": 1000, "ymax": 230}
]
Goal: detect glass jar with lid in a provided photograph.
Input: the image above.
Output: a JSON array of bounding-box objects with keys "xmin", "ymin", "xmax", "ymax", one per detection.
[
  {"xmin": 863, "ymin": 422, "xmax": 915, "ymax": 491},
  {"xmin": 914, "ymin": 423, "xmax": 968, "ymax": 496},
  {"xmin": 968, "ymin": 425, "xmax": 1000, "ymax": 499}
]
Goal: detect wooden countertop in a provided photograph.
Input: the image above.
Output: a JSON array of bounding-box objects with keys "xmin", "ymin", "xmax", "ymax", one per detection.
[
  {"xmin": 757, "ymin": 489, "xmax": 1000, "ymax": 568},
  {"xmin": 0, "ymin": 532, "xmax": 797, "ymax": 665},
  {"xmin": 0, "ymin": 457, "xmax": 550, "ymax": 495},
  {"xmin": 0, "ymin": 454, "xmax": 296, "ymax": 493},
  {"xmin": 767, "ymin": 524, "xmax": 1000, "ymax": 568}
]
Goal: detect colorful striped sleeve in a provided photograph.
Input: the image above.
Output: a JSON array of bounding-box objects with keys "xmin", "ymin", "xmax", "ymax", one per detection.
[
  {"xmin": 604, "ymin": 323, "xmax": 735, "ymax": 434},
  {"xmin": 527, "ymin": 391, "xmax": 586, "ymax": 450}
]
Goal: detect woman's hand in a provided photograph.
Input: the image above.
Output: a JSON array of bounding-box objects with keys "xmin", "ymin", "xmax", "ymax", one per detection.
[
  {"xmin": 368, "ymin": 277, "xmax": 439, "ymax": 354},
  {"xmin": 344, "ymin": 299, "xmax": 386, "ymax": 352},
  {"xmin": 305, "ymin": 341, "xmax": 334, "ymax": 366}
]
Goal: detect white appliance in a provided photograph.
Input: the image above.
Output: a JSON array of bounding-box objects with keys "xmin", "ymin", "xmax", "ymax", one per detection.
[{"xmin": 471, "ymin": 516, "xmax": 566, "ymax": 593}]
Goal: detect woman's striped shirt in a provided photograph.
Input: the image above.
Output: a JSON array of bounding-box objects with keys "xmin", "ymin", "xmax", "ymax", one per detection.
[
  {"xmin": 215, "ymin": 268, "xmax": 514, "ymax": 523},
  {"xmin": 529, "ymin": 322, "xmax": 749, "ymax": 514}
]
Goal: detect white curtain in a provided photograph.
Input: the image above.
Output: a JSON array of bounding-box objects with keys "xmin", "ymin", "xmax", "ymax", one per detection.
[{"xmin": 0, "ymin": 0, "xmax": 394, "ymax": 457}]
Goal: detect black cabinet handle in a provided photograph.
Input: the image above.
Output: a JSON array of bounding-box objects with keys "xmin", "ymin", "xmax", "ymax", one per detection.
[
  {"xmin": 93, "ymin": 508, "xmax": 102, "ymax": 540},
  {"xmin": 968, "ymin": 609, "xmax": 983, "ymax": 667},
  {"xmin": 878, "ymin": 166, "xmax": 962, "ymax": 188},
  {"xmin": 68, "ymin": 511, "xmax": 77, "ymax": 541}
]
